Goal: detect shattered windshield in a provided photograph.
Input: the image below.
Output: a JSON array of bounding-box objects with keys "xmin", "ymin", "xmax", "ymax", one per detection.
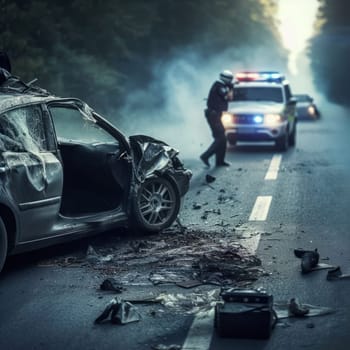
[{"xmin": 234, "ymin": 86, "xmax": 284, "ymax": 103}]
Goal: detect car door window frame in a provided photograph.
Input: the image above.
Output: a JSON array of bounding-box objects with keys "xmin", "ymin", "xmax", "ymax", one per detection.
[{"xmin": 47, "ymin": 101, "xmax": 120, "ymax": 146}]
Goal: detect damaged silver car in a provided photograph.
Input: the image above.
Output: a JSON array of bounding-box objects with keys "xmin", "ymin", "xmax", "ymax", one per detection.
[{"xmin": 0, "ymin": 71, "xmax": 192, "ymax": 272}]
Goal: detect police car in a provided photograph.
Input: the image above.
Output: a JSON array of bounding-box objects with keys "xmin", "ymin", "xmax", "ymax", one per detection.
[{"xmin": 221, "ymin": 71, "xmax": 297, "ymax": 151}]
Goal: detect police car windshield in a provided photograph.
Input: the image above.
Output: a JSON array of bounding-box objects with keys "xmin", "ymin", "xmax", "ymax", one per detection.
[{"xmin": 233, "ymin": 86, "xmax": 283, "ymax": 103}]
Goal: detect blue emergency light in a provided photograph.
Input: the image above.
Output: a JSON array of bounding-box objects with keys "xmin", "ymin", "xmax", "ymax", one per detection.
[{"xmin": 236, "ymin": 71, "xmax": 285, "ymax": 83}]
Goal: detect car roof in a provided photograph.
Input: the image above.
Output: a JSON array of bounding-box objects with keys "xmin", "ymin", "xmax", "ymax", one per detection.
[{"xmin": 0, "ymin": 93, "xmax": 82, "ymax": 113}]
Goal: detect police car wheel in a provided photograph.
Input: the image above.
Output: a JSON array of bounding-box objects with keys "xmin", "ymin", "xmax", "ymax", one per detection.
[
  {"xmin": 132, "ymin": 177, "xmax": 180, "ymax": 232},
  {"xmin": 275, "ymin": 132, "xmax": 289, "ymax": 152}
]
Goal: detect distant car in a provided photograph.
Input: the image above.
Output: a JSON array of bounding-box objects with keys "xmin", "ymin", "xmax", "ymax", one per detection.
[
  {"xmin": 221, "ymin": 71, "xmax": 297, "ymax": 151},
  {"xmin": 294, "ymin": 94, "xmax": 320, "ymax": 120},
  {"xmin": 0, "ymin": 72, "xmax": 192, "ymax": 272}
]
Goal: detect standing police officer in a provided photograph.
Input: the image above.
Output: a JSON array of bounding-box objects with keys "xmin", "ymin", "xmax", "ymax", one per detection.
[{"xmin": 200, "ymin": 70, "xmax": 234, "ymax": 167}]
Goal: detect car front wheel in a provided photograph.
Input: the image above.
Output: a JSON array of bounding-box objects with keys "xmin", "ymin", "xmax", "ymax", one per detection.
[
  {"xmin": 0, "ymin": 218, "xmax": 8, "ymax": 273},
  {"xmin": 132, "ymin": 177, "xmax": 180, "ymax": 232},
  {"xmin": 275, "ymin": 132, "xmax": 289, "ymax": 152}
]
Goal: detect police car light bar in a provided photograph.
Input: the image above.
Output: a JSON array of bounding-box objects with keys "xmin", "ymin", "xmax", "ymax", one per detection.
[{"xmin": 236, "ymin": 71, "xmax": 285, "ymax": 83}]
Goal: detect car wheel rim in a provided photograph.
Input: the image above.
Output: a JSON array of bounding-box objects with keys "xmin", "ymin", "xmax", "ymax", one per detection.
[{"xmin": 139, "ymin": 180, "xmax": 176, "ymax": 226}]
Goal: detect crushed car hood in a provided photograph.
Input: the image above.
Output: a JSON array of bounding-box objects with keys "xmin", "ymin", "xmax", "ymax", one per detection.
[
  {"xmin": 228, "ymin": 101, "xmax": 284, "ymax": 114},
  {"xmin": 129, "ymin": 135, "xmax": 183, "ymax": 181}
]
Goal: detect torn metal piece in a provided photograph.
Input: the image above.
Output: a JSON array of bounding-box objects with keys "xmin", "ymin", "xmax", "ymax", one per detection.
[
  {"xmin": 294, "ymin": 248, "xmax": 317, "ymax": 258},
  {"xmin": 129, "ymin": 135, "xmax": 180, "ymax": 180},
  {"xmin": 95, "ymin": 297, "xmax": 141, "ymax": 325},
  {"xmin": 288, "ymin": 298, "xmax": 309, "ymax": 317},
  {"xmin": 95, "ymin": 298, "xmax": 117, "ymax": 324},
  {"xmin": 301, "ymin": 251, "xmax": 319, "ymax": 274},
  {"xmin": 274, "ymin": 301, "xmax": 335, "ymax": 319},
  {"xmin": 86, "ymin": 245, "xmax": 114, "ymax": 265},
  {"xmin": 294, "ymin": 248, "xmax": 320, "ymax": 273},
  {"xmin": 100, "ymin": 278, "xmax": 124, "ymax": 293},
  {"xmin": 86, "ymin": 245, "xmax": 100, "ymax": 264},
  {"xmin": 327, "ymin": 266, "xmax": 350, "ymax": 280},
  {"xmin": 205, "ymin": 174, "xmax": 216, "ymax": 183},
  {"xmin": 110, "ymin": 300, "xmax": 141, "ymax": 325},
  {"xmin": 192, "ymin": 202, "xmax": 202, "ymax": 210}
]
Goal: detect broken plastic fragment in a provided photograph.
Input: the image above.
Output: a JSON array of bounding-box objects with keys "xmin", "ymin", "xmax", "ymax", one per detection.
[
  {"xmin": 205, "ymin": 174, "xmax": 216, "ymax": 183},
  {"xmin": 86, "ymin": 245, "xmax": 114, "ymax": 265},
  {"xmin": 288, "ymin": 298, "xmax": 309, "ymax": 317},
  {"xmin": 95, "ymin": 297, "xmax": 141, "ymax": 325},
  {"xmin": 274, "ymin": 301, "xmax": 335, "ymax": 319},
  {"xmin": 100, "ymin": 278, "xmax": 124, "ymax": 293},
  {"xmin": 294, "ymin": 248, "xmax": 319, "ymax": 273},
  {"xmin": 327, "ymin": 266, "xmax": 350, "ymax": 281},
  {"xmin": 86, "ymin": 245, "xmax": 100, "ymax": 264}
]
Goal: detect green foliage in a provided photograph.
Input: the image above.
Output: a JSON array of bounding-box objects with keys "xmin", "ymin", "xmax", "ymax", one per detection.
[
  {"xmin": 1, "ymin": 0, "xmax": 284, "ymax": 116},
  {"xmin": 310, "ymin": 0, "xmax": 350, "ymax": 107}
]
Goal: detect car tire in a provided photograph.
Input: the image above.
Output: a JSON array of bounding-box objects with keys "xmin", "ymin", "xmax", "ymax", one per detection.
[
  {"xmin": 0, "ymin": 217, "xmax": 8, "ymax": 273},
  {"xmin": 132, "ymin": 177, "xmax": 180, "ymax": 232},
  {"xmin": 275, "ymin": 132, "xmax": 289, "ymax": 152}
]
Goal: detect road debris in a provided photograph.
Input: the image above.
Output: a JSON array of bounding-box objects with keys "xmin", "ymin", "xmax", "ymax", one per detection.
[
  {"xmin": 205, "ymin": 174, "xmax": 216, "ymax": 183},
  {"xmin": 327, "ymin": 266, "xmax": 350, "ymax": 280},
  {"xmin": 288, "ymin": 298, "xmax": 309, "ymax": 317},
  {"xmin": 294, "ymin": 248, "xmax": 319, "ymax": 273},
  {"xmin": 95, "ymin": 297, "xmax": 141, "ymax": 325},
  {"xmin": 151, "ymin": 344, "xmax": 181, "ymax": 350},
  {"xmin": 215, "ymin": 288, "xmax": 276, "ymax": 339},
  {"xmin": 35, "ymin": 228, "xmax": 265, "ymax": 288},
  {"xmin": 100, "ymin": 278, "xmax": 124, "ymax": 293},
  {"xmin": 192, "ymin": 202, "xmax": 202, "ymax": 210},
  {"xmin": 86, "ymin": 245, "xmax": 114, "ymax": 265},
  {"xmin": 294, "ymin": 248, "xmax": 337, "ymax": 273},
  {"xmin": 274, "ymin": 300, "xmax": 335, "ymax": 319},
  {"xmin": 155, "ymin": 290, "xmax": 219, "ymax": 314}
]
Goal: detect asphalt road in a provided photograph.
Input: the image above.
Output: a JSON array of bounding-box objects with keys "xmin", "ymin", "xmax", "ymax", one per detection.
[{"xmin": 1, "ymin": 100, "xmax": 350, "ymax": 350}]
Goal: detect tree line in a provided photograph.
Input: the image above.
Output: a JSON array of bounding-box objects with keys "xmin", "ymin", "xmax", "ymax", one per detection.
[
  {"xmin": 1, "ymin": 0, "xmax": 286, "ymax": 117},
  {"xmin": 310, "ymin": 0, "xmax": 350, "ymax": 108}
]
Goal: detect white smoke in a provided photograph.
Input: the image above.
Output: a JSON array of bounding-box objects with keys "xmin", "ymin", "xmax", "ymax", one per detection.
[{"xmin": 117, "ymin": 46, "xmax": 288, "ymax": 158}]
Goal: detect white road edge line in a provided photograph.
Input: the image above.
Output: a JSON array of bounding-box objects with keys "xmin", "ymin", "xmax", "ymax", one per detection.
[
  {"xmin": 249, "ymin": 195, "xmax": 272, "ymax": 221},
  {"xmin": 265, "ymin": 154, "xmax": 282, "ymax": 180},
  {"xmin": 182, "ymin": 309, "xmax": 214, "ymax": 350}
]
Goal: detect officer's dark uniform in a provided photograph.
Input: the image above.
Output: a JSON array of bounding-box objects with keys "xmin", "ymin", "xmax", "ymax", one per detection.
[{"xmin": 200, "ymin": 79, "xmax": 232, "ymax": 166}]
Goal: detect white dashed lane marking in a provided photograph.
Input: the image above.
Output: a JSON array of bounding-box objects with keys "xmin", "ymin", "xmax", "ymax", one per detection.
[
  {"xmin": 182, "ymin": 309, "xmax": 214, "ymax": 350},
  {"xmin": 265, "ymin": 154, "xmax": 282, "ymax": 180},
  {"xmin": 183, "ymin": 154, "xmax": 281, "ymax": 348},
  {"xmin": 249, "ymin": 195, "xmax": 272, "ymax": 221}
]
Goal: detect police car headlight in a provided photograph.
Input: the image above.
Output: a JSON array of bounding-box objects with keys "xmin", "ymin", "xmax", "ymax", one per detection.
[
  {"xmin": 253, "ymin": 115, "xmax": 263, "ymax": 124},
  {"xmin": 308, "ymin": 106, "xmax": 315, "ymax": 115},
  {"xmin": 265, "ymin": 114, "xmax": 282, "ymax": 125},
  {"xmin": 221, "ymin": 112, "xmax": 232, "ymax": 126}
]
